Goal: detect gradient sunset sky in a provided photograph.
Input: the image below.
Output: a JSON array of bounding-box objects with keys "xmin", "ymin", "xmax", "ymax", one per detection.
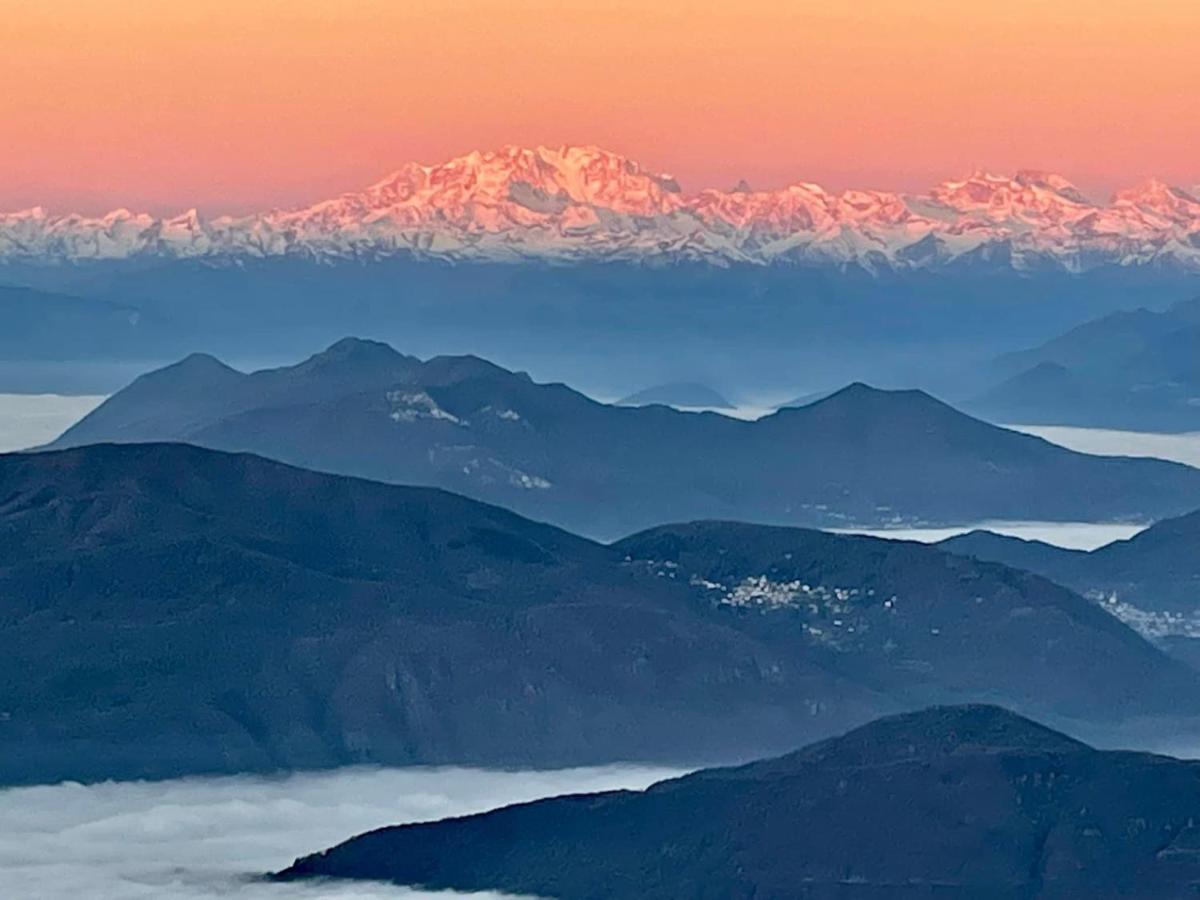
[{"xmin": 4, "ymin": 0, "xmax": 1198, "ymax": 214}]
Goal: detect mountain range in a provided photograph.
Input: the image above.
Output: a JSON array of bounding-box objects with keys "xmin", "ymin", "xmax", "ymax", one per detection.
[
  {"xmin": 970, "ymin": 296, "xmax": 1200, "ymax": 431},
  {"xmin": 277, "ymin": 705, "xmax": 1200, "ymax": 900},
  {"xmin": 44, "ymin": 338, "xmax": 1200, "ymax": 538},
  {"xmin": 3, "ymin": 443, "xmax": 1197, "ymax": 785},
  {"xmin": 5, "ymin": 145, "xmax": 1200, "ymax": 273}
]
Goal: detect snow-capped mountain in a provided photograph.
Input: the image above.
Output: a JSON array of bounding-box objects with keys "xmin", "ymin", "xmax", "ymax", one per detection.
[{"xmin": 3, "ymin": 145, "xmax": 1199, "ymax": 273}]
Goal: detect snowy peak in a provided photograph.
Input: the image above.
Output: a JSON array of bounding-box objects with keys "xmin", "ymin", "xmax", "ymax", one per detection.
[
  {"xmin": 1014, "ymin": 170, "xmax": 1090, "ymax": 203},
  {"xmin": 689, "ymin": 181, "xmax": 840, "ymax": 233},
  {"xmin": 257, "ymin": 144, "xmax": 695, "ymax": 256},
  {"xmin": 927, "ymin": 170, "xmax": 1090, "ymax": 223},
  {"xmin": 331, "ymin": 144, "xmax": 684, "ymax": 220},
  {"xmin": 1112, "ymin": 178, "xmax": 1200, "ymax": 223},
  {"xmin": 3, "ymin": 146, "xmax": 1200, "ymax": 272}
]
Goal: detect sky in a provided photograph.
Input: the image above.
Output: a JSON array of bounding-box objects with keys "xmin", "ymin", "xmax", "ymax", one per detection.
[{"xmin": 3, "ymin": 0, "xmax": 1198, "ymax": 215}]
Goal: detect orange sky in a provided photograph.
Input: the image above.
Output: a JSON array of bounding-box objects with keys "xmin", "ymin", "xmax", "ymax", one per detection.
[{"xmin": 3, "ymin": 0, "xmax": 1198, "ymax": 214}]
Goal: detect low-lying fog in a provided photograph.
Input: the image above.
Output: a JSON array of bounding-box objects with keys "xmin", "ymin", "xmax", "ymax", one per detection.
[
  {"xmin": 0, "ymin": 765, "xmax": 681, "ymax": 899},
  {"xmin": 1012, "ymin": 424, "xmax": 1200, "ymax": 470},
  {"xmin": 0, "ymin": 393, "xmax": 105, "ymax": 452}
]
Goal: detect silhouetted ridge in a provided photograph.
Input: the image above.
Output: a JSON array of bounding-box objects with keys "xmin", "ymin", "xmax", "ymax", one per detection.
[
  {"xmin": 46, "ymin": 340, "xmax": 1200, "ymax": 538},
  {"xmin": 417, "ymin": 353, "xmax": 525, "ymax": 386},
  {"xmin": 618, "ymin": 382, "xmax": 734, "ymax": 409},
  {"xmin": 939, "ymin": 529, "xmax": 1090, "ymax": 567},
  {"xmin": 787, "ymin": 703, "xmax": 1089, "ymax": 767},
  {"xmin": 0, "ymin": 284, "xmax": 154, "ymax": 365},
  {"xmin": 135, "ymin": 351, "xmax": 243, "ymax": 386},
  {"xmin": 276, "ymin": 704, "xmax": 1200, "ymax": 899},
  {"xmin": 295, "ymin": 336, "xmax": 414, "ymax": 372},
  {"xmin": 769, "ymin": 382, "xmax": 971, "ymax": 431},
  {"xmin": 283, "ymin": 338, "xmax": 421, "ymax": 388},
  {"xmin": 170, "ymin": 351, "xmax": 241, "ymax": 375},
  {"xmin": 805, "ymin": 381, "xmax": 961, "ymax": 415},
  {"xmin": 974, "ymin": 298, "xmax": 1200, "ymax": 430},
  {"xmin": 667, "ymin": 705, "xmax": 1092, "ymax": 790}
]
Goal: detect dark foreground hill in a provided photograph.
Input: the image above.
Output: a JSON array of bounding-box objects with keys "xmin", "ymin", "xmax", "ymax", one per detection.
[
  {"xmin": 276, "ymin": 705, "xmax": 1200, "ymax": 900},
  {"xmin": 46, "ymin": 338, "xmax": 1200, "ymax": 538},
  {"xmin": 2, "ymin": 444, "xmax": 1198, "ymax": 784},
  {"xmin": 613, "ymin": 522, "xmax": 1200, "ymax": 723}
]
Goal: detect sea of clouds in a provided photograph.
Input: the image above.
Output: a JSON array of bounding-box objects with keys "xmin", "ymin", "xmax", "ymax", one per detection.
[
  {"xmin": 1012, "ymin": 424, "xmax": 1200, "ymax": 470},
  {"xmin": 0, "ymin": 765, "xmax": 681, "ymax": 899},
  {"xmin": 0, "ymin": 393, "xmax": 105, "ymax": 452}
]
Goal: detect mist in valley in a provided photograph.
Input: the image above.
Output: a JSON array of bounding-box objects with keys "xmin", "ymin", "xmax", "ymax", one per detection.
[
  {"xmin": 1012, "ymin": 424, "xmax": 1200, "ymax": 470},
  {"xmin": 0, "ymin": 393, "xmax": 105, "ymax": 453},
  {"xmin": 0, "ymin": 765, "xmax": 680, "ymax": 900}
]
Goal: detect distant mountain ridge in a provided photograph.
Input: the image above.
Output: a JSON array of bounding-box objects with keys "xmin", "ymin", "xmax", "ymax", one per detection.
[
  {"xmin": 971, "ymin": 296, "xmax": 1200, "ymax": 431},
  {"xmin": 940, "ymin": 509, "xmax": 1200, "ymax": 619},
  {"xmin": 45, "ymin": 338, "xmax": 1200, "ymax": 538},
  {"xmin": 617, "ymin": 382, "xmax": 734, "ymax": 409},
  {"xmin": 0, "ymin": 283, "xmax": 153, "ymax": 360},
  {"xmin": 938, "ymin": 515, "xmax": 1200, "ymax": 683},
  {"xmin": 277, "ymin": 704, "xmax": 1200, "ymax": 899},
  {"xmin": 3, "ymin": 443, "xmax": 1198, "ymax": 785},
  {"xmin": 5, "ymin": 145, "xmax": 1200, "ymax": 273}
]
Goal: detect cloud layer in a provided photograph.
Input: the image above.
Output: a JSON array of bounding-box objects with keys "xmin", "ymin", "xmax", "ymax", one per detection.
[
  {"xmin": 1013, "ymin": 425, "xmax": 1200, "ymax": 471},
  {"xmin": 0, "ymin": 764, "xmax": 681, "ymax": 899},
  {"xmin": 0, "ymin": 393, "xmax": 104, "ymax": 453}
]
